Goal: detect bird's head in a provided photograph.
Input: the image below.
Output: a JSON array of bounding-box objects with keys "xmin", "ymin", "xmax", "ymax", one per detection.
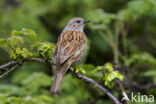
[{"xmin": 63, "ymin": 17, "xmax": 90, "ymax": 32}]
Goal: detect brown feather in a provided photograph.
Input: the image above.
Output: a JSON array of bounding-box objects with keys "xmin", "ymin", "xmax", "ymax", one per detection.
[
  {"xmin": 54, "ymin": 30, "xmax": 87, "ymax": 65},
  {"xmin": 50, "ymin": 63, "xmax": 69, "ymax": 94}
]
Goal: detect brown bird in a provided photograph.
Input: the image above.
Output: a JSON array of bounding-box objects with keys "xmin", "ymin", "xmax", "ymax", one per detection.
[{"xmin": 50, "ymin": 17, "xmax": 90, "ymax": 94}]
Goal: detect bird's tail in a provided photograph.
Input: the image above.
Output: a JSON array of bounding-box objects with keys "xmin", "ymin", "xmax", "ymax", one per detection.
[{"xmin": 50, "ymin": 64, "xmax": 69, "ymax": 94}]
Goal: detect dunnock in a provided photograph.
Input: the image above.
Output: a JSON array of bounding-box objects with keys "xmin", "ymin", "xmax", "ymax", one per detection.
[{"xmin": 50, "ymin": 17, "xmax": 90, "ymax": 94}]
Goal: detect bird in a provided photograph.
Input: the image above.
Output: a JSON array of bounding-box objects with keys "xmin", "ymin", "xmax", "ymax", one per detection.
[{"xmin": 50, "ymin": 17, "xmax": 90, "ymax": 94}]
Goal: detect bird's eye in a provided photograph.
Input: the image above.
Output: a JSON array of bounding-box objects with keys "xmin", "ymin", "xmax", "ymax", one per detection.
[{"xmin": 77, "ymin": 20, "xmax": 80, "ymax": 23}]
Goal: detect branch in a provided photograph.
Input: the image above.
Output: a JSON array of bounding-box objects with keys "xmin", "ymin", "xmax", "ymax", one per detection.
[
  {"xmin": 0, "ymin": 58, "xmax": 121, "ymax": 104},
  {"xmin": 0, "ymin": 64, "xmax": 19, "ymax": 78},
  {"xmin": 0, "ymin": 60, "xmax": 18, "ymax": 70},
  {"xmin": 69, "ymin": 69, "xmax": 121, "ymax": 104},
  {"xmin": 0, "ymin": 58, "xmax": 55, "ymax": 70}
]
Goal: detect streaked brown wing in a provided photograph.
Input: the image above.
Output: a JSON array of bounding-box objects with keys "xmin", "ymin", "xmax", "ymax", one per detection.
[{"xmin": 54, "ymin": 30, "xmax": 86, "ymax": 65}]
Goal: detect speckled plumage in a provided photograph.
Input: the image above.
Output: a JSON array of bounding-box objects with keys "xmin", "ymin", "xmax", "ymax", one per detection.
[
  {"xmin": 54, "ymin": 30, "xmax": 87, "ymax": 65},
  {"xmin": 50, "ymin": 17, "xmax": 89, "ymax": 94}
]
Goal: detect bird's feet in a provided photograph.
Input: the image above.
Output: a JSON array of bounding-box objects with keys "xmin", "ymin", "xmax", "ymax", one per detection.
[{"xmin": 71, "ymin": 66, "xmax": 77, "ymax": 77}]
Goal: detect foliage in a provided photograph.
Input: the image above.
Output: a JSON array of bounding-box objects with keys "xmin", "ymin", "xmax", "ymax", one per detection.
[
  {"xmin": 31, "ymin": 41, "xmax": 55, "ymax": 60},
  {"xmin": 0, "ymin": 93, "xmax": 54, "ymax": 104},
  {"xmin": 91, "ymin": 63, "xmax": 124, "ymax": 88},
  {"xmin": 125, "ymin": 52, "xmax": 156, "ymax": 67},
  {"xmin": 0, "ymin": 29, "xmax": 55, "ymax": 60}
]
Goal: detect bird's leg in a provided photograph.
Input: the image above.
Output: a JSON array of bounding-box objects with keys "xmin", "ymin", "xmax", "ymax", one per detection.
[
  {"xmin": 71, "ymin": 66, "xmax": 77, "ymax": 77},
  {"xmin": 73, "ymin": 66, "xmax": 77, "ymax": 73}
]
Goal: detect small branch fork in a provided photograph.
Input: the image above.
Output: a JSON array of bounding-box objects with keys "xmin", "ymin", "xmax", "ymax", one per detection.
[{"xmin": 0, "ymin": 58, "xmax": 121, "ymax": 104}]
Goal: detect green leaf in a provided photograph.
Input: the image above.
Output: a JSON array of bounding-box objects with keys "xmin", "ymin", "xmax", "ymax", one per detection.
[
  {"xmin": 125, "ymin": 52, "xmax": 156, "ymax": 67},
  {"xmin": 143, "ymin": 69, "xmax": 156, "ymax": 77},
  {"xmin": 0, "ymin": 84, "xmax": 24, "ymax": 95},
  {"xmin": 21, "ymin": 72, "xmax": 52, "ymax": 93},
  {"xmin": 38, "ymin": 95, "xmax": 54, "ymax": 103},
  {"xmin": 10, "ymin": 53, "xmax": 17, "ymax": 59},
  {"xmin": 103, "ymin": 71, "xmax": 124, "ymax": 88},
  {"xmin": 12, "ymin": 29, "xmax": 37, "ymax": 40},
  {"xmin": 11, "ymin": 47, "xmax": 33, "ymax": 59},
  {"xmin": 0, "ymin": 39, "xmax": 6, "ymax": 45},
  {"xmin": 7, "ymin": 36, "xmax": 24, "ymax": 47},
  {"xmin": 87, "ymin": 9, "xmax": 116, "ymax": 24},
  {"xmin": 31, "ymin": 41, "xmax": 55, "ymax": 59},
  {"xmin": 12, "ymin": 30, "xmax": 23, "ymax": 36},
  {"xmin": 104, "ymin": 80, "xmax": 114, "ymax": 88},
  {"xmin": 103, "ymin": 63, "xmax": 113, "ymax": 71},
  {"xmin": 22, "ymin": 29, "xmax": 37, "ymax": 39},
  {"xmin": 118, "ymin": 0, "xmax": 155, "ymax": 21},
  {"xmin": 91, "ymin": 66, "xmax": 103, "ymax": 74}
]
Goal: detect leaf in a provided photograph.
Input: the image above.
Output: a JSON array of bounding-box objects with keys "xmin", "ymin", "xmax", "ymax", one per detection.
[
  {"xmin": 12, "ymin": 29, "xmax": 37, "ymax": 40},
  {"xmin": 22, "ymin": 29, "xmax": 37, "ymax": 39},
  {"xmin": 21, "ymin": 72, "xmax": 52, "ymax": 92},
  {"xmin": 38, "ymin": 95, "xmax": 54, "ymax": 103},
  {"xmin": 118, "ymin": 0, "xmax": 155, "ymax": 21},
  {"xmin": 11, "ymin": 47, "xmax": 33, "ymax": 59},
  {"xmin": 7, "ymin": 36, "xmax": 24, "ymax": 47},
  {"xmin": 103, "ymin": 71, "xmax": 124, "ymax": 88},
  {"xmin": 0, "ymin": 84, "xmax": 24, "ymax": 95},
  {"xmin": 0, "ymin": 39, "xmax": 6, "ymax": 45},
  {"xmin": 32, "ymin": 41, "xmax": 55, "ymax": 59},
  {"xmin": 87, "ymin": 9, "xmax": 116, "ymax": 24},
  {"xmin": 125, "ymin": 52, "xmax": 156, "ymax": 67},
  {"xmin": 118, "ymin": 10, "xmax": 132, "ymax": 21},
  {"xmin": 103, "ymin": 63, "xmax": 113, "ymax": 71},
  {"xmin": 10, "ymin": 53, "xmax": 17, "ymax": 59},
  {"xmin": 12, "ymin": 30, "xmax": 23, "ymax": 36},
  {"xmin": 31, "ymin": 41, "xmax": 41, "ymax": 49},
  {"xmin": 104, "ymin": 80, "xmax": 114, "ymax": 88},
  {"xmin": 143, "ymin": 69, "xmax": 156, "ymax": 76},
  {"xmin": 91, "ymin": 66, "xmax": 103, "ymax": 74}
]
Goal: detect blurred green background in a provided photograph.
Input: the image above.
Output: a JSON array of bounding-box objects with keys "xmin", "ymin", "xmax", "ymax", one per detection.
[{"xmin": 0, "ymin": 0, "xmax": 156, "ymax": 104}]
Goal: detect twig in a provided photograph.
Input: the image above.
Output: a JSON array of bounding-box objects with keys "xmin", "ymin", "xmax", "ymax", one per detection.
[
  {"xmin": 0, "ymin": 64, "xmax": 19, "ymax": 78},
  {"xmin": 0, "ymin": 58, "xmax": 121, "ymax": 104},
  {"xmin": 69, "ymin": 69, "xmax": 121, "ymax": 104},
  {"xmin": 0, "ymin": 61, "xmax": 19, "ymax": 70},
  {"xmin": 23, "ymin": 58, "xmax": 55, "ymax": 65},
  {"xmin": 0, "ymin": 58, "xmax": 55, "ymax": 70}
]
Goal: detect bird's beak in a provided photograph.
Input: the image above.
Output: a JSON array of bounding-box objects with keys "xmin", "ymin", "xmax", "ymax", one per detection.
[{"xmin": 83, "ymin": 20, "xmax": 91, "ymax": 24}]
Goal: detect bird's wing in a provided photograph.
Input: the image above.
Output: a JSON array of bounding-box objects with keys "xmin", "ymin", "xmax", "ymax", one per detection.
[{"xmin": 54, "ymin": 30, "xmax": 86, "ymax": 64}]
